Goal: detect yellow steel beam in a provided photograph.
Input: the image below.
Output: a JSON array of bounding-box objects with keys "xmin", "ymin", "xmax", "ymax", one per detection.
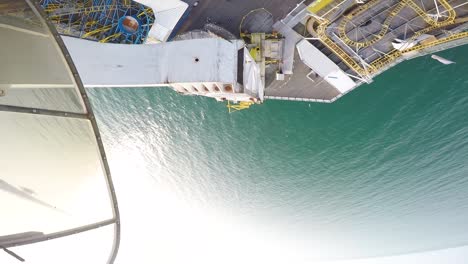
[
  {"xmin": 82, "ymin": 25, "xmax": 112, "ymax": 38},
  {"xmin": 99, "ymin": 32, "xmax": 122, "ymax": 43},
  {"xmin": 307, "ymin": 0, "xmax": 335, "ymax": 14}
]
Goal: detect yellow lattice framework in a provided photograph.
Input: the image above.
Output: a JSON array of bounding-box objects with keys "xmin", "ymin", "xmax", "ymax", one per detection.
[{"xmin": 307, "ymin": 0, "xmax": 465, "ymax": 77}]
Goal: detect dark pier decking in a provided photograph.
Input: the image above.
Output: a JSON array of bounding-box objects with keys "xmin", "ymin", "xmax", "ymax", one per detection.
[
  {"xmin": 179, "ymin": 0, "xmax": 304, "ymax": 36},
  {"xmin": 265, "ymin": 52, "xmax": 341, "ymax": 102}
]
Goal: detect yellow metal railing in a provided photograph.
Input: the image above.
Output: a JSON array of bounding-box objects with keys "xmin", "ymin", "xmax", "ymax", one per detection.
[
  {"xmin": 137, "ymin": 8, "xmax": 153, "ymax": 18},
  {"xmin": 339, "ymin": 1, "xmax": 406, "ymax": 48},
  {"xmin": 402, "ymin": 31, "xmax": 468, "ymax": 53},
  {"xmin": 337, "ymin": 0, "xmax": 457, "ymax": 48},
  {"xmin": 309, "ymin": 17, "xmax": 372, "ymax": 75},
  {"xmin": 370, "ymin": 50, "xmax": 402, "ymax": 70},
  {"xmin": 307, "ymin": 0, "xmax": 335, "ymax": 14}
]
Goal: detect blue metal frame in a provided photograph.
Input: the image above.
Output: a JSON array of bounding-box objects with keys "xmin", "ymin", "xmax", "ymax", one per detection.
[{"xmin": 39, "ymin": 0, "xmax": 155, "ymax": 44}]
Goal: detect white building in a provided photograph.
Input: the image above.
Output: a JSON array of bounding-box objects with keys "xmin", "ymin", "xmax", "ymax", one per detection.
[{"xmin": 64, "ymin": 36, "xmax": 264, "ymax": 103}]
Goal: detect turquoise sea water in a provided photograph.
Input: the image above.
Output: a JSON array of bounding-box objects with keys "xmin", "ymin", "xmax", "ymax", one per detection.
[{"xmin": 89, "ymin": 45, "xmax": 468, "ymax": 263}]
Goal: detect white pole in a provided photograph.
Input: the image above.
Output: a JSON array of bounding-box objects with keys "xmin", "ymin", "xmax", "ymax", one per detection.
[{"xmin": 433, "ymin": 0, "xmax": 441, "ymax": 21}]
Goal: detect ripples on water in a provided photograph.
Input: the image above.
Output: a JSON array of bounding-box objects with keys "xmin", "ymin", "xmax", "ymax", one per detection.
[{"xmin": 89, "ymin": 45, "xmax": 468, "ymax": 263}]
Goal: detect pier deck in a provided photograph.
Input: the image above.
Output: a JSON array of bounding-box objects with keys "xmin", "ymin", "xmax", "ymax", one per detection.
[
  {"xmin": 179, "ymin": 0, "xmax": 304, "ymax": 36},
  {"xmin": 3, "ymin": 0, "xmax": 465, "ymax": 105},
  {"xmin": 265, "ymin": 52, "xmax": 341, "ymax": 102},
  {"xmin": 178, "ymin": 0, "xmax": 468, "ymax": 103}
]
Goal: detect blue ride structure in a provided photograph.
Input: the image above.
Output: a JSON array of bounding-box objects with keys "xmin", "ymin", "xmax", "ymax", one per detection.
[{"xmin": 39, "ymin": 0, "xmax": 155, "ymax": 44}]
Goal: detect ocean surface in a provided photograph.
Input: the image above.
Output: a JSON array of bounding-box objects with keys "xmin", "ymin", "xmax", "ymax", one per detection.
[{"xmin": 89, "ymin": 45, "xmax": 468, "ymax": 264}]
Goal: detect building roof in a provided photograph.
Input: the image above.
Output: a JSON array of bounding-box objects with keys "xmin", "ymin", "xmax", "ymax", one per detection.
[{"xmin": 64, "ymin": 37, "xmax": 238, "ymax": 87}]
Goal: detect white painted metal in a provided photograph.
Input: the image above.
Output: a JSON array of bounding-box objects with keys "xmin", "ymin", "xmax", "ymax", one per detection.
[
  {"xmin": 296, "ymin": 39, "xmax": 356, "ymax": 93},
  {"xmin": 273, "ymin": 21, "xmax": 303, "ymax": 74},
  {"xmin": 243, "ymin": 48, "xmax": 264, "ymax": 101},
  {"xmin": 0, "ymin": 224, "xmax": 115, "ymax": 263},
  {"xmin": 431, "ymin": 55, "xmax": 456, "ymax": 64},
  {"xmin": 63, "ymin": 37, "xmax": 238, "ymax": 87},
  {"xmin": 135, "ymin": 0, "xmax": 188, "ymax": 43}
]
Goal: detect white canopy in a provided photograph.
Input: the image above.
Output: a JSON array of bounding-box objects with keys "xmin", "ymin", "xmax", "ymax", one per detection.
[
  {"xmin": 243, "ymin": 47, "xmax": 264, "ymax": 101},
  {"xmin": 0, "ymin": 1, "xmax": 119, "ymax": 263}
]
